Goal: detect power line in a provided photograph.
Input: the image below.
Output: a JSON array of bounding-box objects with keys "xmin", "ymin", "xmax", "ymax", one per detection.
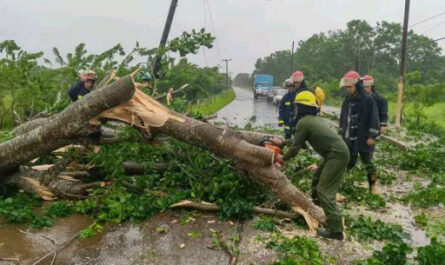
[
  {"xmin": 205, "ymin": 0, "xmax": 222, "ymax": 58},
  {"xmin": 410, "ymin": 11, "xmax": 445, "ymax": 28},
  {"xmin": 421, "ymin": 20, "xmax": 445, "ymax": 34},
  {"xmin": 201, "ymin": 0, "xmax": 208, "ymax": 67},
  {"xmin": 435, "ymin": 36, "xmax": 445, "ymax": 41}
]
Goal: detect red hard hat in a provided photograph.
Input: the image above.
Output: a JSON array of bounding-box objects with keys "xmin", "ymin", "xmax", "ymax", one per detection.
[
  {"xmin": 340, "ymin": 71, "xmax": 360, "ymax": 87},
  {"xmin": 344, "ymin": 71, "xmax": 360, "ymax": 79},
  {"xmin": 362, "ymin": 75, "xmax": 374, "ymax": 87},
  {"xmin": 291, "ymin": 71, "xmax": 305, "ymax": 83}
]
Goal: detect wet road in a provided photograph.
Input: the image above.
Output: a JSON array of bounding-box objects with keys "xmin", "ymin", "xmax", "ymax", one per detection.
[
  {"xmin": 215, "ymin": 86, "xmax": 280, "ymax": 128},
  {"xmin": 215, "ymin": 86, "xmax": 340, "ymax": 128}
]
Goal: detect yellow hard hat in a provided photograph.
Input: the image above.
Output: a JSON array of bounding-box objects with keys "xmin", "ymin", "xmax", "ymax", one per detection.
[
  {"xmin": 295, "ymin": 91, "xmax": 317, "ymax": 107},
  {"xmin": 314, "ymin": 86, "xmax": 325, "ymax": 106}
]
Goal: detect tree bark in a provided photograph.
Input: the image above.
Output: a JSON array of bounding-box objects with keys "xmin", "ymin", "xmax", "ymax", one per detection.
[
  {"xmin": 122, "ymin": 161, "xmax": 169, "ymax": 175},
  {"xmin": 0, "ymin": 75, "xmax": 136, "ymax": 177},
  {"xmin": 4, "ymin": 166, "xmax": 105, "ymax": 200}
]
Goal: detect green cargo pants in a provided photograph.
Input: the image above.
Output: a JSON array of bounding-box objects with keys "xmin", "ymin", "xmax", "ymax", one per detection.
[{"xmin": 311, "ymin": 152, "xmax": 349, "ymax": 233}]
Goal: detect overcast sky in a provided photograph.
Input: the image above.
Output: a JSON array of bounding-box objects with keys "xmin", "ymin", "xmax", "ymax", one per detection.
[{"xmin": 1, "ymin": 0, "xmax": 444, "ymax": 75}]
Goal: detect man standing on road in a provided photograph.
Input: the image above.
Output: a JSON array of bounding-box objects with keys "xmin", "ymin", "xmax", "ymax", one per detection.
[
  {"xmin": 291, "ymin": 71, "xmax": 307, "ymax": 94},
  {"xmin": 339, "ymin": 71, "xmax": 380, "ymax": 194},
  {"xmin": 278, "ymin": 79, "xmax": 297, "ymax": 139},
  {"xmin": 362, "ymin": 75, "xmax": 388, "ymax": 135},
  {"xmin": 290, "ymin": 71, "xmax": 325, "ymax": 113},
  {"xmin": 283, "ymin": 91, "xmax": 349, "ymax": 240},
  {"xmin": 68, "ymin": 70, "xmax": 96, "ymax": 102}
]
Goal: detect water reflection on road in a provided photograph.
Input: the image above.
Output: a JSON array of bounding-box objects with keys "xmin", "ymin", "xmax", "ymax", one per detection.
[
  {"xmin": 215, "ymin": 87, "xmax": 279, "ymax": 128},
  {"xmin": 215, "ymin": 86, "xmax": 340, "ymax": 128}
]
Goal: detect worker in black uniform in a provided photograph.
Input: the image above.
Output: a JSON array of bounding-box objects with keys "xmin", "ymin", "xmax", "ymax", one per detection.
[
  {"xmin": 362, "ymin": 75, "xmax": 388, "ymax": 134},
  {"xmin": 339, "ymin": 71, "xmax": 380, "ymax": 194},
  {"xmin": 278, "ymin": 79, "xmax": 297, "ymax": 139}
]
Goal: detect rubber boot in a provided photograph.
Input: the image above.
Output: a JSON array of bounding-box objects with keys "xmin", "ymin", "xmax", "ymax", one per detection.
[
  {"xmin": 317, "ymin": 227, "xmax": 344, "ymax": 240},
  {"xmin": 368, "ymin": 173, "xmax": 378, "ymax": 194}
]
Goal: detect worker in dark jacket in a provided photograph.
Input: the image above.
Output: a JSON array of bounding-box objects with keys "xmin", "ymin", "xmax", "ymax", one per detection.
[
  {"xmin": 339, "ymin": 71, "xmax": 380, "ymax": 194},
  {"xmin": 283, "ymin": 91, "xmax": 349, "ymax": 240},
  {"xmin": 68, "ymin": 70, "xmax": 96, "ymax": 102},
  {"xmin": 279, "ymin": 79, "xmax": 297, "ymax": 139},
  {"xmin": 363, "ymin": 75, "xmax": 388, "ymax": 134}
]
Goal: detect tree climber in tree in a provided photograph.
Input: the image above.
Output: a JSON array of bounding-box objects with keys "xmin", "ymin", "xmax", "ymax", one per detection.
[
  {"xmin": 283, "ymin": 91, "xmax": 349, "ymax": 240},
  {"xmin": 68, "ymin": 70, "xmax": 97, "ymax": 102},
  {"xmin": 339, "ymin": 71, "xmax": 380, "ymax": 194},
  {"xmin": 362, "ymin": 75, "xmax": 388, "ymax": 135},
  {"xmin": 278, "ymin": 79, "xmax": 297, "ymax": 139}
]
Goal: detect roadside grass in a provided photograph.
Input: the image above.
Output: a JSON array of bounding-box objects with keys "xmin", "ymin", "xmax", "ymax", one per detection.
[
  {"xmin": 388, "ymin": 102, "xmax": 445, "ymax": 130},
  {"xmin": 190, "ymin": 88, "xmax": 235, "ymax": 115}
]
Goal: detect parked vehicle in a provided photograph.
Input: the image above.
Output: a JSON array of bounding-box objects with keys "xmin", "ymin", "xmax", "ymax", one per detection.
[
  {"xmin": 266, "ymin": 86, "xmax": 280, "ymax": 102},
  {"xmin": 253, "ymin": 74, "xmax": 274, "ymax": 99},
  {"xmin": 273, "ymin": 88, "xmax": 287, "ymax": 105}
]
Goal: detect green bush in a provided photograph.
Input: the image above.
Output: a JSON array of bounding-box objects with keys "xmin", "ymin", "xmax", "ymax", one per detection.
[
  {"xmin": 356, "ymin": 242, "xmax": 412, "ymax": 265},
  {"xmin": 416, "ymin": 238, "xmax": 445, "ymax": 265},
  {"xmin": 345, "ymin": 215, "xmax": 406, "ymax": 243},
  {"xmin": 267, "ymin": 234, "xmax": 324, "ymax": 265}
]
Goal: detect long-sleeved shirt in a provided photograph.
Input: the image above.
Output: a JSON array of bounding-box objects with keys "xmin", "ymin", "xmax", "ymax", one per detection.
[
  {"xmin": 371, "ymin": 89, "xmax": 388, "ymax": 127},
  {"xmin": 278, "ymin": 90, "xmax": 296, "ymax": 126},
  {"xmin": 68, "ymin": 80, "xmax": 90, "ymax": 102},
  {"xmin": 339, "ymin": 86, "xmax": 380, "ymax": 154},
  {"xmin": 283, "ymin": 115, "xmax": 349, "ymax": 161}
]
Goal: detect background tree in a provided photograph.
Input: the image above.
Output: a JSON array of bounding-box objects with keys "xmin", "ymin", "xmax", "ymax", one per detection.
[
  {"xmin": 0, "ymin": 29, "xmax": 225, "ymax": 129},
  {"xmin": 233, "ymin": 73, "xmax": 251, "ymax": 87}
]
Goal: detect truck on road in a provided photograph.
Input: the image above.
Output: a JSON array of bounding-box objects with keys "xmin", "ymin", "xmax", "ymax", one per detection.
[{"xmin": 253, "ymin": 74, "xmax": 274, "ymax": 99}]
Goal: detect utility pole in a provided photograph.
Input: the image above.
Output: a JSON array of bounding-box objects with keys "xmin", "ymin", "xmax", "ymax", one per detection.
[
  {"xmin": 153, "ymin": 0, "xmax": 178, "ymax": 77},
  {"xmin": 290, "ymin": 41, "xmax": 295, "ymax": 75},
  {"xmin": 395, "ymin": 0, "xmax": 411, "ymax": 128},
  {"xmin": 222, "ymin": 59, "xmax": 232, "ymax": 89}
]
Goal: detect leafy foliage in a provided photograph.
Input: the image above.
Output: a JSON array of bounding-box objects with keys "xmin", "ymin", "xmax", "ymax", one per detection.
[
  {"xmin": 341, "ymin": 168, "xmax": 386, "ymax": 210},
  {"xmin": 356, "ymin": 242, "xmax": 412, "ymax": 265},
  {"xmin": 402, "ymin": 169, "xmax": 445, "ymax": 208},
  {"xmin": 254, "ymin": 215, "xmax": 277, "ymax": 232},
  {"xmin": 397, "ymin": 138, "xmax": 445, "ymax": 174},
  {"xmin": 345, "ymin": 215, "xmax": 406, "ymax": 243},
  {"xmin": 267, "ymin": 234, "xmax": 325, "ymax": 265},
  {"xmin": 79, "ymin": 222, "xmax": 104, "ymax": 239},
  {"xmin": 416, "ymin": 238, "xmax": 445, "ymax": 265}
]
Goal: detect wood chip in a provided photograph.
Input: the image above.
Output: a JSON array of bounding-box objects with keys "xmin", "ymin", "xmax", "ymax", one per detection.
[{"xmin": 31, "ymin": 164, "xmax": 54, "ymax": 171}]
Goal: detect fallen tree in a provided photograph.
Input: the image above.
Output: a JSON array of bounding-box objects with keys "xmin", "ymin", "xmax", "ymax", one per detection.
[
  {"xmin": 0, "ymin": 75, "xmax": 325, "ymax": 230},
  {"xmin": 0, "ymin": 75, "xmax": 136, "ymax": 176}
]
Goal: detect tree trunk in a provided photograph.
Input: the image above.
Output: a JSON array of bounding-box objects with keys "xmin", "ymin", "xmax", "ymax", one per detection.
[
  {"xmin": 0, "ymin": 75, "xmax": 136, "ymax": 177},
  {"xmin": 97, "ymin": 90, "xmax": 326, "ymax": 227}
]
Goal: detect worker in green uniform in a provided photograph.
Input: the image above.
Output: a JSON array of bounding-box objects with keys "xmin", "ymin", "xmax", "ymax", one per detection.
[{"xmin": 283, "ymin": 91, "xmax": 350, "ymax": 240}]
